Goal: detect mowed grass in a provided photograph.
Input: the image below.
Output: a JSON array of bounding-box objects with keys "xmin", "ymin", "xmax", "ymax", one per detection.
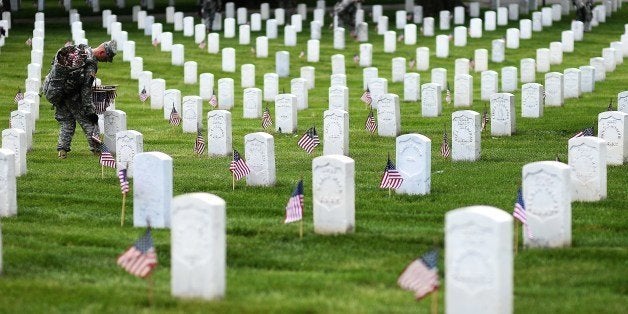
[{"xmin": 0, "ymin": 2, "xmax": 627, "ymax": 313}]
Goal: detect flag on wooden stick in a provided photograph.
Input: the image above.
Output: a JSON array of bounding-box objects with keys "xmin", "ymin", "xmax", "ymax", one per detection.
[
  {"xmin": 398, "ymin": 250, "xmax": 440, "ymax": 300},
  {"xmin": 169, "ymin": 106, "xmax": 181, "ymax": 126},
  {"xmin": 229, "ymin": 149, "xmax": 251, "ymax": 180},
  {"xmin": 297, "ymin": 127, "xmax": 320, "ymax": 154},
  {"xmin": 481, "ymin": 106, "xmax": 489, "ymax": 132},
  {"xmin": 360, "ymin": 88, "xmax": 372, "ymax": 105},
  {"xmin": 14, "ymin": 88, "xmax": 24, "ymax": 104},
  {"xmin": 513, "ymin": 188, "xmax": 533, "ymax": 239},
  {"xmin": 139, "ymin": 87, "xmax": 149, "ymax": 103},
  {"xmin": 118, "ymin": 168, "xmax": 130, "ymax": 194},
  {"xmin": 194, "ymin": 129, "xmax": 206, "ymax": 155},
  {"xmin": 365, "ymin": 108, "xmax": 377, "ymax": 134},
  {"xmin": 262, "ymin": 107, "xmax": 273, "ymax": 129},
  {"xmin": 208, "ymin": 94, "xmax": 218, "ymax": 108},
  {"xmin": 116, "ymin": 228, "xmax": 158, "ymax": 278},
  {"xmin": 100, "ymin": 145, "xmax": 116, "ymax": 168},
  {"xmin": 380, "ymin": 155, "xmax": 403, "ymax": 189},
  {"xmin": 284, "ymin": 180, "xmax": 304, "ymax": 224}
]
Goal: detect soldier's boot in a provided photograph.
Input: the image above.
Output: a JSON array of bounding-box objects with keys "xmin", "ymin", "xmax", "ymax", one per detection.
[{"xmin": 58, "ymin": 150, "xmax": 67, "ymax": 159}]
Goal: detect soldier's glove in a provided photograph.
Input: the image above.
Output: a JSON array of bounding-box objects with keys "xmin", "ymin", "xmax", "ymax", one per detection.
[{"xmin": 88, "ymin": 113, "xmax": 99, "ymax": 124}]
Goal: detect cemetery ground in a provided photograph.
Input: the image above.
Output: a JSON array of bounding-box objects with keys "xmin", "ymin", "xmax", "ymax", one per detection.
[{"xmin": 1, "ymin": 3, "xmax": 627, "ymax": 313}]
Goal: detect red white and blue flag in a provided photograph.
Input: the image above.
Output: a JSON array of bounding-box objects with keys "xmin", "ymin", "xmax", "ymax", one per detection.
[
  {"xmin": 360, "ymin": 88, "xmax": 372, "ymax": 105},
  {"xmin": 440, "ymin": 129, "xmax": 451, "ymax": 158},
  {"xmin": 297, "ymin": 127, "xmax": 320, "ymax": 154},
  {"xmin": 380, "ymin": 155, "xmax": 403, "ymax": 189},
  {"xmin": 169, "ymin": 106, "xmax": 181, "ymax": 126},
  {"xmin": 398, "ymin": 250, "xmax": 440, "ymax": 300},
  {"xmin": 116, "ymin": 228, "xmax": 158, "ymax": 278},
  {"xmin": 262, "ymin": 107, "xmax": 273, "ymax": 129},
  {"xmin": 100, "ymin": 145, "xmax": 116, "ymax": 168},
  {"xmin": 365, "ymin": 109, "xmax": 377, "ymax": 134},
  {"xmin": 118, "ymin": 168, "xmax": 130, "ymax": 194},
  {"xmin": 194, "ymin": 129, "xmax": 206, "ymax": 155},
  {"xmin": 139, "ymin": 87, "xmax": 149, "ymax": 102},
  {"xmin": 229, "ymin": 150, "xmax": 251, "ymax": 180},
  {"xmin": 514, "ymin": 188, "xmax": 533, "ymax": 239},
  {"xmin": 14, "ymin": 88, "xmax": 24, "ymax": 104},
  {"xmin": 284, "ymin": 180, "xmax": 304, "ymax": 224}
]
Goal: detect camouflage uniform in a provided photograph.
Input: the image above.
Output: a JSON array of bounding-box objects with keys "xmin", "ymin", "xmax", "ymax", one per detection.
[
  {"xmin": 43, "ymin": 44, "xmax": 101, "ymax": 155},
  {"xmin": 573, "ymin": 0, "xmax": 594, "ymax": 31},
  {"xmin": 199, "ymin": 0, "xmax": 221, "ymax": 32},
  {"xmin": 335, "ymin": 0, "xmax": 358, "ymax": 33}
]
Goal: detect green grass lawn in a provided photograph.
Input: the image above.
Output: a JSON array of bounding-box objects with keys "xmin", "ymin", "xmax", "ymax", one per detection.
[{"xmin": 0, "ymin": 2, "xmax": 627, "ymax": 313}]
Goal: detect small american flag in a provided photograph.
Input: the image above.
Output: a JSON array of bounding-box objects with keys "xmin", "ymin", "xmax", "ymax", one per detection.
[
  {"xmin": 353, "ymin": 54, "xmax": 359, "ymax": 64},
  {"xmin": 365, "ymin": 109, "xmax": 377, "ymax": 134},
  {"xmin": 572, "ymin": 126, "xmax": 594, "ymax": 139},
  {"xmin": 152, "ymin": 37, "xmax": 159, "ymax": 47},
  {"xmin": 284, "ymin": 180, "xmax": 304, "ymax": 224},
  {"xmin": 262, "ymin": 107, "xmax": 273, "ymax": 129},
  {"xmin": 199, "ymin": 40, "xmax": 206, "ymax": 49},
  {"xmin": 445, "ymin": 83, "xmax": 451, "ymax": 104},
  {"xmin": 14, "ymin": 88, "xmax": 24, "ymax": 104},
  {"xmin": 408, "ymin": 58, "xmax": 416, "ymax": 70},
  {"xmin": 25, "ymin": 37, "xmax": 32, "ymax": 46},
  {"xmin": 514, "ymin": 188, "xmax": 533, "ymax": 239},
  {"xmin": 481, "ymin": 106, "xmax": 489, "ymax": 132},
  {"xmin": 116, "ymin": 228, "xmax": 158, "ymax": 278},
  {"xmin": 194, "ymin": 129, "xmax": 206, "ymax": 155},
  {"xmin": 100, "ymin": 145, "xmax": 116, "ymax": 168},
  {"xmin": 208, "ymin": 94, "xmax": 218, "ymax": 108},
  {"xmin": 380, "ymin": 155, "xmax": 403, "ymax": 189},
  {"xmin": 230, "ymin": 149, "xmax": 251, "ymax": 180},
  {"xmin": 297, "ymin": 127, "xmax": 320, "ymax": 154},
  {"xmin": 440, "ymin": 129, "xmax": 451, "ymax": 158},
  {"xmin": 360, "ymin": 88, "xmax": 372, "ymax": 105},
  {"xmin": 397, "ymin": 250, "xmax": 439, "ymax": 300},
  {"xmin": 139, "ymin": 87, "xmax": 149, "ymax": 102},
  {"xmin": 299, "ymin": 50, "xmax": 305, "ymax": 59},
  {"xmin": 169, "ymin": 106, "xmax": 181, "ymax": 126},
  {"xmin": 118, "ymin": 168, "xmax": 130, "ymax": 194}
]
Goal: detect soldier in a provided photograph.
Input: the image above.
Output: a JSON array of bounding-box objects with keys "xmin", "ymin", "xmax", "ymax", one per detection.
[
  {"xmin": 278, "ymin": 0, "xmax": 297, "ymax": 16},
  {"xmin": 573, "ymin": 0, "xmax": 594, "ymax": 31},
  {"xmin": 42, "ymin": 40, "xmax": 117, "ymax": 159},
  {"xmin": 199, "ymin": 0, "xmax": 222, "ymax": 32},
  {"xmin": 334, "ymin": 0, "xmax": 360, "ymax": 34}
]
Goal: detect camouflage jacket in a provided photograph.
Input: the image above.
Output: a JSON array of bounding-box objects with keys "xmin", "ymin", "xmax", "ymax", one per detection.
[{"xmin": 43, "ymin": 44, "xmax": 98, "ymax": 108}]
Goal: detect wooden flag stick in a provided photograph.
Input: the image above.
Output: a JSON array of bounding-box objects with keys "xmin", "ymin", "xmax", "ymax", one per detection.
[
  {"xmin": 515, "ymin": 222, "xmax": 521, "ymax": 254},
  {"xmin": 431, "ymin": 290, "xmax": 438, "ymax": 314},
  {"xmin": 121, "ymin": 193, "xmax": 127, "ymax": 226},
  {"xmin": 232, "ymin": 174, "xmax": 235, "ymax": 191},
  {"xmin": 147, "ymin": 275, "xmax": 154, "ymax": 308},
  {"xmin": 299, "ymin": 220, "xmax": 303, "ymax": 240},
  {"xmin": 101, "ymin": 165, "xmax": 104, "ymax": 179},
  {"xmin": 388, "ymin": 187, "xmax": 392, "ymax": 197}
]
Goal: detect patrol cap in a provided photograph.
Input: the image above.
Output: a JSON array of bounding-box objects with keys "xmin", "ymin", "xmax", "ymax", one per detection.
[{"xmin": 102, "ymin": 40, "xmax": 117, "ymax": 62}]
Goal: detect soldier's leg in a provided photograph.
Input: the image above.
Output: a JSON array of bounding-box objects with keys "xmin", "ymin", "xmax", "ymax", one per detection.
[
  {"xmin": 54, "ymin": 103, "xmax": 76, "ymax": 155},
  {"xmin": 73, "ymin": 106, "xmax": 101, "ymax": 153}
]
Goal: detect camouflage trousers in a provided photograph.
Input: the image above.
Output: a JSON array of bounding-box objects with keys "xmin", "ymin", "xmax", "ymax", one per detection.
[{"xmin": 54, "ymin": 97, "xmax": 100, "ymax": 153}]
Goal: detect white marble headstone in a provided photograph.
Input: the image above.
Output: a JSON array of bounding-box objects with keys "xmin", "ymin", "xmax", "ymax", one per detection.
[
  {"xmin": 445, "ymin": 205, "xmax": 513, "ymax": 314},
  {"xmin": 376, "ymin": 94, "xmax": 401, "ymax": 137},
  {"xmin": 597, "ymin": 111, "xmax": 627, "ymax": 165},
  {"xmin": 182, "ymin": 96, "xmax": 203, "ymax": 133},
  {"xmin": 323, "ymin": 109, "xmax": 349, "ymax": 156},
  {"xmin": 103, "ymin": 110, "xmax": 127, "ymax": 153},
  {"xmin": 404, "ymin": 73, "xmax": 421, "ymax": 102},
  {"xmin": 521, "ymin": 83, "xmax": 544, "ymax": 118},
  {"xmin": 245, "ymin": 132, "xmax": 276, "ymax": 186},
  {"xmin": 163, "ymin": 89, "xmax": 182, "ymax": 120},
  {"xmin": 0, "ymin": 148, "xmax": 17, "ymax": 217},
  {"xmin": 501, "ymin": 66, "xmax": 518, "ymax": 92},
  {"xmin": 171, "ymin": 192, "xmax": 226, "ymax": 300},
  {"xmin": 207, "ymin": 110, "xmax": 232, "ymax": 156},
  {"xmin": 312, "ymin": 155, "xmax": 355, "ymax": 234},
  {"xmin": 452, "ymin": 110, "xmax": 481, "ymax": 161},
  {"xmin": 522, "ymin": 161, "xmax": 572, "ymax": 247},
  {"xmin": 563, "ymin": 68, "xmax": 581, "ymax": 99},
  {"xmin": 274, "ymin": 94, "xmax": 297, "ymax": 133},
  {"xmin": 291, "ymin": 78, "xmax": 308, "ymax": 110},
  {"xmin": 243, "ymin": 88, "xmax": 263, "ymax": 119},
  {"xmin": 490, "ymin": 93, "xmax": 516, "ymax": 136},
  {"xmin": 115, "ymin": 130, "xmax": 143, "ymax": 178},
  {"xmin": 241, "ymin": 64, "xmax": 256, "ymax": 88},
  {"xmin": 520, "ymin": 58, "xmax": 536, "ymax": 83},
  {"xmin": 395, "ymin": 134, "xmax": 431, "ymax": 195},
  {"xmin": 263, "ymin": 73, "xmax": 278, "ymax": 101},
  {"xmin": 454, "ymin": 74, "xmax": 473, "ymax": 107},
  {"xmin": 328, "ymin": 86, "xmax": 349, "ymax": 111},
  {"xmin": 133, "ymin": 152, "xmax": 173, "ymax": 228},
  {"xmin": 421, "ymin": 83, "xmax": 442, "ymax": 117},
  {"xmin": 568, "ymin": 136, "xmax": 607, "ymax": 201},
  {"xmin": 544, "ymin": 72, "xmax": 564, "ymax": 107},
  {"xmin": 481, "ymin": 70, "xmax": 498, "ymax": 101}
]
